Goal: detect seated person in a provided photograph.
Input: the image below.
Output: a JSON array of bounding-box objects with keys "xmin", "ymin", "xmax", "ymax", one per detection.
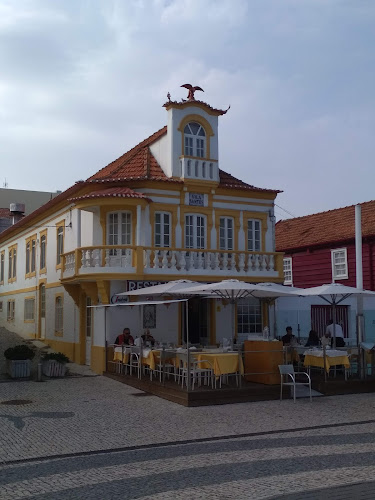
[
  {"xmin": 305, "ymin": 329, "xmax": 320, "ymax": 347},
  {"xmin": 114, "ymin": 328, "xmax": 134, "ymax": 346},
  {"xmin": 141, "ymin": 329, "xmax": 155, "ymax": 347},
  {"xmin": 281, "ymin": 326, "xmax": 297, "ymax": 346},
  {"xmin": 320, "ymin": 331, "xmax": 331, "ymax": 348},
  {"xmin": 326, "ymin": 320, "xmax": 345, "ymax": 347}
]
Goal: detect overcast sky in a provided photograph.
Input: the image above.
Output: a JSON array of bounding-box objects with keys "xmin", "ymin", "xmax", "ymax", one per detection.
[{"xmin": 1, "ymin": 0, "xmax": 374, "ymax": 220}]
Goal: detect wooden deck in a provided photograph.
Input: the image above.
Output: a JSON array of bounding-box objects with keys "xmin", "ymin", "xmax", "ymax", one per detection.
[
  {"xmin": 104, "ymin": 368, "xmax": 375, "ymax": 407},
  {"xmin": 104, "ymin": 371, "xmax": 282, "ymax": 406}
]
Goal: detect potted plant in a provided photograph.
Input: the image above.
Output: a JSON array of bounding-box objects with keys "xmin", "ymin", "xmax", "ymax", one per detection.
[
  {"xmin": 4, "ymin": 344, "xmax": 35, "ymax": 378},
  {"xmin": 42, "ymin": 352, "xmax": 70, "ymax": 377}
]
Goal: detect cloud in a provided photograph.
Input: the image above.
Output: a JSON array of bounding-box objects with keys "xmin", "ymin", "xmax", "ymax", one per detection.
[{"xmin": 1, "ymin": 0, "xmax": 375, "ymax": 218}]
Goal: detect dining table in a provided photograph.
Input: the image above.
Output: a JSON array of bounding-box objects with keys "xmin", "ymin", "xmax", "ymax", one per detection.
[
  {"xmin": 194, "ymin": 351, "xmax": 244, "ymax": 377},
  {"xmin": 303, "ymin": 348, "xmax": 350, "ymax": 373}
]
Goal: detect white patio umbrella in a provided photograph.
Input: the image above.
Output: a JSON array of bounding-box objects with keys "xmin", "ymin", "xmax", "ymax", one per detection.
[
  {"xmin": 298, "ymin": 283, "xmax": 375, "ymax": 347},
  {"xmin": 182, "ymin": 280, "xmax": 301, "ymax": 344},
  {"xmin": 118, "ymin": 279, "xmax": 203, "ymax": 391}
]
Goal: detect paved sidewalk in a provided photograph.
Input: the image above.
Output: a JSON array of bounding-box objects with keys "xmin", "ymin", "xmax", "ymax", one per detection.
[{"xmin": 1, "ymin": 374, "xmax": 375, "ymax": 463}]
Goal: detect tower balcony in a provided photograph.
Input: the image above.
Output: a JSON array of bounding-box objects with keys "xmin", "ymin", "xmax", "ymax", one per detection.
[{"xmin": 180, "ymin": 157, "xmax": 219, "ymax": 182}]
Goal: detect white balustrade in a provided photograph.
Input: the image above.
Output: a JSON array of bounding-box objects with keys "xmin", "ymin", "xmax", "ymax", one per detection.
[
  {"xmin": 145, "ymin": 249, "xmax": 277, "ymax": 275},
  {"xmin": 63, "ymin": 246, "xmax": 279, "ymax": 278}
]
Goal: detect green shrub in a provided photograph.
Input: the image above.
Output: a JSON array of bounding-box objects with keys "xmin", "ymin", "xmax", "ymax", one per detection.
[
  {"xmin": 42, "ymin": 352, "xmax": 70, "ymax": 364},
  {"xmin": 4, "ymin": 345, "xmax": 35, "ymax": 361}
]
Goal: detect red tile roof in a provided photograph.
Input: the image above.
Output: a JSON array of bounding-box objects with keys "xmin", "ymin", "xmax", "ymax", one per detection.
[
  {"xmin": 163, "ymin": 100, "xmax": 229, "ymax": 116},
  {"xmin": 219, "ymin": 170, "xmax": 280, "ymax": 193},
  {"xmin": 276, "ymin": 200, "xmax": 375, "ymax": 252},
  {"xmin": 69, "ymin": 187, "xmax": 150, "ymax": 202},
  {"xmin": 88, "ymin": 125, "xmax": 279, "ymax": 194},
  {"xmin": 88, "ymin": 127, "xmax": 172, "ymax": 182}
]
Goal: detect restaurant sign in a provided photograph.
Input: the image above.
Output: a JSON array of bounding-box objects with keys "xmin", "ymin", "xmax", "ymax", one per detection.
[
  {"xmin": 126, "ymin": 280, "xmax": 168, "ymax": 291},
  {"xmin": 188, "ymin": 193, "xmax": 204, "ymax": 207}
]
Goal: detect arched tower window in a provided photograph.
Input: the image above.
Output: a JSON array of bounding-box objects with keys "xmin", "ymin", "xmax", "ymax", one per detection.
[{"xmin": 184, "ymin": 122, "xmax": 206, "ymax": 158}]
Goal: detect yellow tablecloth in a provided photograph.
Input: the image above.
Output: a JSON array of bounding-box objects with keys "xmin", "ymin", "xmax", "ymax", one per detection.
[
  {"xmin": 113, "ymin": 350, "xmax": 129, "ymax": 364},
  {"xmin": 284, "ymin": 348, "xmax": 300, "ymax": 364},
  {"xmin": 194, "ymin": 352, "xmax": 244, "ymax": 377},
  {"xmin": 304, "ymin": 354, "xmax": 350, "ymax": 373},
  {"xmin": 142, "ymin": 350, "xmax": 177, "ymax": 371}
]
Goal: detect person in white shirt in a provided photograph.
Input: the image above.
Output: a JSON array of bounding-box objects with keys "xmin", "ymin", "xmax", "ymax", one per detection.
[{"xmin": 325, "ymin": 320, "xmax": 345, "ymax": 347}]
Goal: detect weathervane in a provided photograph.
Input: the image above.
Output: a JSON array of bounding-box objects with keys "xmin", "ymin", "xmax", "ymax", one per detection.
[{"xmin": 181, "ymin": 84, "xmax": 204, "ymax": 101}]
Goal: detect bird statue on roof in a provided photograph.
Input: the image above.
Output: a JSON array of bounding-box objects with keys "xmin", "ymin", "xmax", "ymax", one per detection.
[
  {"xmin": 181, "ymin": 84, "xmax": 204, "ymax": 101},
  {"xmin": 167, "ymin": 92, "xmax": 171, "ymax": 101}
]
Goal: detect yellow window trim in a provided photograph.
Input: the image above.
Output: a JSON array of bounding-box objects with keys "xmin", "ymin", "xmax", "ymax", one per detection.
[
  {"xmin": 177, "ymin": 114, "xmax": 214, "ymax": 159},
  {"xmin": 0, "ymin": 250, "xmax": 4, "ymax": 284},
  {"xmin": 243, "ymin": 212, "xmax": 268, "ymax": 252},
  {"xmin": 7, "ymin": 244, "xmax": 17, "ymax": 283},
  {"xmin": 100, "ymin": 206, "xmax": 137, "ymax": 248},
  {"xmin": 56, "ymin": 220, "xmax": 65, "ymax": 270},
  {"xmin": 54, "ymin": 292, "xmax": 64, "ymax": 337},
  {"xmin": 39, "ymin": 229, "xmax": 47, "ymax": 274}
]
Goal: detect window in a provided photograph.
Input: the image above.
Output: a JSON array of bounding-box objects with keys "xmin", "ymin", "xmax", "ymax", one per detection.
[
  {"xmin": 185, "ymin": 215, "xmax": 205, "ymax": 249},
  {"xmin": 247, "ymin": 220, "xmax": 261, "ymax": 251},
  {"xmin": 8, "ymin": 245, "xmax": 17, "ymax": 282},
  {"xmin": 56, "ymin": 222, "xmax": 64, "ymax": 266},
  {"xmin": 155, "ymin": 212, "xmax": 171, "ymax": 247},
  {"xmin": 283, "ymin": 258, "xmax": 293, "ymax": 285},
  {"xmin": 184, "ymin": 122, "xmax": 206, "ymax": 158},
  {"xmin": 237, "ymin": 297, "xmax": 262, "ymax": 335},
  {"xmin": 107, "ymin": 212, "xmax": 132, "ymax": 253},
  {"xmin": 86, "ymin": 297, "xmax": 92, "ymax": 338},
  {"xmin": 40, "ymin": 284, "xmax": 46, "ymax": 319},
  {"xmin": 7, "ymin": 300, "xmax": 15, "ymax": 321},
  {"xmin": 0, "ymin": 251, "xmax": 4, "ymax": 284},
  {"xmin": 0, "ymin": 301, "xmax": 3, "ymax": 312},
  {"xmin": 25, "ymin": 235, "xmax": 37, "ymax": 277},
  {"xmin": 219, "ymin": 217, "xmax": 234, "ymax": 251},
  {"xmin": 24, "ymin": 298, "xmax": 35, "ymax": 322},
  {"xmin": 40, "ymin": 232, "xmax": 47, "ymax": 272},
  {"xmin": 332, "ymin": 248, "xmax": 348, "ymax": 280},
  {"xmin": 55, "ymin": 295, "xmax": 63, "ymax": 334}
]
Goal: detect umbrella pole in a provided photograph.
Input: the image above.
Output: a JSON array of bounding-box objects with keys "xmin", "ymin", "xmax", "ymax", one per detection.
[
  {"xmin": 332, "ymin": 302, "xmax": 337, "ymax": 349},
  {"xmin": 186, "ymin": 300, "xmax": 191, "ymax": 391}
]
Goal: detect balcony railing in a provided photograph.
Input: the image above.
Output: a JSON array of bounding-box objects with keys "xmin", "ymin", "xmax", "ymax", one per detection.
[{"xmin": 62, "ymin": 246, "xmax": 283, "ymax": 279}]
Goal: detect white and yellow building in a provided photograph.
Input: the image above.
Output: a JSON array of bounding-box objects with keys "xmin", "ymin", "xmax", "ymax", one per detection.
[{"xmin": 0, "ymin": 92, "xmax": 284, "ymax": 373}]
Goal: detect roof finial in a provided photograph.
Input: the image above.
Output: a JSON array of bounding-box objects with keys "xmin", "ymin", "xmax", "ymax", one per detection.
[
  {"xmin": 181, "ymin": 84, "xmax": 204, "ymax": 101},
  {"xmin": 167, "ymin": 92, "xmax": 171, "ymax": 102}
]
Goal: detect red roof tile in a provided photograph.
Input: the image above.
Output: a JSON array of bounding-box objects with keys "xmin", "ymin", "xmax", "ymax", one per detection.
[
  {"xmin": 69, "ymin": 187, "xmax": 150, "ymax": 202},
  {"xmin": 219, "ymin": 170, "xmax": 280, "ymax": 193},
  {"xmin": 163, "ymin": 100, "xmax": 229, "ymax": 116},
  {"xmin": 88, "ymin": 127, "xmax": 171, "ymax": 182},
  {"xmin": 276, "ymin": 200, "xmax": 375, "ymax": 252}
]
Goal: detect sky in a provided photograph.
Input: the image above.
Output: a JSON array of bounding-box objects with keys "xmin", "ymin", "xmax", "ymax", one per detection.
[{"xmin": 1, "ymin": 0, "xmax": 375, "ymax": 221}]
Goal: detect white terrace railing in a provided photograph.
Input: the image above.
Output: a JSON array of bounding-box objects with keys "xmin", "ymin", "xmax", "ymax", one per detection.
[{"xmin": 62, "ymin": 246, "xmax": 283, "ymax": 278}]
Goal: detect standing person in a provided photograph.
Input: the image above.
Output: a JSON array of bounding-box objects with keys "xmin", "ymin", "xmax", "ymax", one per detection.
[
  {"xmin": 326, "ymin": 319, "xmax": 345, "ymax": 347},
  {"xmin": 281, "ymin": 326, "xmax": 296, "ymax": 346},
  {"xmin": 115, "ymin": 328, "xmax": 134, "ymax": 346}
]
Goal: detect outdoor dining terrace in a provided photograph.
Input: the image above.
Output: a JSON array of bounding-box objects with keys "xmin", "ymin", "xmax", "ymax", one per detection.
[
  {"xmin": 61, "ymin": 246, "xmax": 283, "ymax": 279},
  {"xmin": 104, "ymin": 340, "xmax": 375, "ymax": 406}
]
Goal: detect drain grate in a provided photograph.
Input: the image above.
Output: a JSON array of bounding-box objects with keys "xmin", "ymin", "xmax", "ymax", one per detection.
[
  {"xmin": 130, "ymin": 392, "xmax": 153, "ymax": 397},
  {"xmin": 1, "ymin": 400, "xmax": 33, "ymax": 406}
]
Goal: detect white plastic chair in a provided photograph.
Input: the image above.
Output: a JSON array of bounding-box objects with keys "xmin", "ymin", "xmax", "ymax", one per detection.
[
  {"xmin": 177, "ymin": 353, "xmax": 214, "ymax": 390},
  {"xmin": 279, "ymin": 364, "xmax": 312, "ymax": 403}
]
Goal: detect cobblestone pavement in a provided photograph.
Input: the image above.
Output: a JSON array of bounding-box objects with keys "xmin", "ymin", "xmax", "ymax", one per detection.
[{"xmin": 1, "ymin": 374, "xmax": 375, "ymax": 498}]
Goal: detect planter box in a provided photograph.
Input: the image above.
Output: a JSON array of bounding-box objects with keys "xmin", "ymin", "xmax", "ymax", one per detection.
[
  {"xmin": 42, "ymin": 360, "xmax": 67, "ymax": 377},
  {"xmin": 6, "ymin": 359, "xmax": 32, "ymax": 379}
]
